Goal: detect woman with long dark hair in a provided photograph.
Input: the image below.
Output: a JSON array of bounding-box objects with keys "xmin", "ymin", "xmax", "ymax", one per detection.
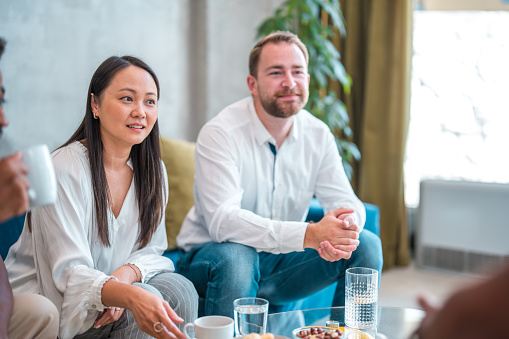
[{"xmin": 6, "ymin": 56, "xmax": 198, "ymax": 339}]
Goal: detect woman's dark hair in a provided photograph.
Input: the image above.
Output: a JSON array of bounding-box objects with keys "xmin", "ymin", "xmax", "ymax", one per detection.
[{"xmin": 62, "ymin": 55, "xmax": 165, "ymax": 248}]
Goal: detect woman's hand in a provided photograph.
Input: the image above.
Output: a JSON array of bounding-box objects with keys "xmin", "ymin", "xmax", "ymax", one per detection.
[
  {"xmin": 95, "ymin": 264, "xmax": 141, "ymax": 327},
  {"xmin": 101, "ymin": 279, "xmax": 185, "ymax": 339},
  {"xmin": 94, "ymin": 307, "xmax": 125, "ymax": 329},
  {"xmin": 127, "ymin": 286, "xmax": 185, "ymax": 339}
]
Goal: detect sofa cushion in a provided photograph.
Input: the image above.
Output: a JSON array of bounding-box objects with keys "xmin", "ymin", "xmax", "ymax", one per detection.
[{"xmin": 160, "ymin": 137, "xmax": 196, "ymax": 250}]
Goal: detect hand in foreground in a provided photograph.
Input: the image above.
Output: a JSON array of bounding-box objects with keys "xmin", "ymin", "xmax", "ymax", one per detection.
[
  {"xmin": 305, "ymin": 207, "xmax": 360, "ymax": 262},
  {"xmin": 0, "ymin": 152, "xmax": 29, "ymax": 223},
  {"xmin": 413, "ymin": 294, "xmax": 441, "ymax": 339}
]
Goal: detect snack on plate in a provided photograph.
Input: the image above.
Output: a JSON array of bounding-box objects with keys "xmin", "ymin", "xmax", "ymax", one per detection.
[
  {"xmin": 295, "ymin": 327, "xmax": 343, "ymax": 339},
  {"xmin": 244, "ymin": 333, "xmax": 275, "ymax": 339}
]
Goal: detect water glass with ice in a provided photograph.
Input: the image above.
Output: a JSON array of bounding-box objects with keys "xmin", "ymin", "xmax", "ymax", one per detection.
[
  {"xmin": 345, "ymin": 267, "xmax": 379, "ymax": 330},
  {"xmin": 233, "ymin": 297, "xmax": 269, "ymax": 336}
]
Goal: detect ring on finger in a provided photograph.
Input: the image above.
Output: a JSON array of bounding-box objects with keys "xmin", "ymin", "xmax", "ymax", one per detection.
[
  {"xmin": 115, "ymin": 307, "xmax": 121, "ymax": 311},
  {"xmin": 154, "ymin": 321, "xmax": 164, "ymax": 333}
]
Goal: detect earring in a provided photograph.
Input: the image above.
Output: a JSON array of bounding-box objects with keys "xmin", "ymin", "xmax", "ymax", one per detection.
[{"xmin": 93, "ymin": 114, "xmax": 98, "ymax": 120}]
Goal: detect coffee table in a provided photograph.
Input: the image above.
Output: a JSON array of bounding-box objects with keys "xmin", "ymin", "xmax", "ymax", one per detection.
[{"xmin": 266, "ymin": 306, "xmax": 424, "ymax": 339}]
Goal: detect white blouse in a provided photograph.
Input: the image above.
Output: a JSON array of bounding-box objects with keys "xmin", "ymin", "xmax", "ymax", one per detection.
[{"xmin": 5, "ymin": 141, "xmax": 173, "ymax": 339}]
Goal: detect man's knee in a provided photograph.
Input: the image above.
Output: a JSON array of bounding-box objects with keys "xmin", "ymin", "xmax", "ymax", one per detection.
[
  {"xmin": 354, "ymin": 230, "xmax": 383, "ymax": 270},
  {"xmin": 209, "ymin": 243, "xmax": 260, "ymax": 282}
]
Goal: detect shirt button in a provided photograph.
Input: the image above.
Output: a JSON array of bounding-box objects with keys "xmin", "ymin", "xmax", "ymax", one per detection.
[{"xmin": 92, "ymin": 304, "xmax": 97, "ymax": 309}]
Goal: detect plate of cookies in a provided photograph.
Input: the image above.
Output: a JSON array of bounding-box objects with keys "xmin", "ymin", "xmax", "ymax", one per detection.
[
  {"xmin": 241, "ymin": 333, "xmax": 289, "ymax": 339},
  {"xmin": 293, "ymin": 326, "xmax": 374, "ymax": 339}
]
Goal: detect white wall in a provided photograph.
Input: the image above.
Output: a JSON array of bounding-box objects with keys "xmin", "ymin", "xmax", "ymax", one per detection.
[{"xmin": 0, "ymin": 0, "xmax": 284, "ymax": 156}]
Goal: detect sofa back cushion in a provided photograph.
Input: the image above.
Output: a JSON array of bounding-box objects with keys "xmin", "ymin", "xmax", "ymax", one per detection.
[{"xmin": 160, "ymin": 137, "xmax": 196, "ymax": 250}]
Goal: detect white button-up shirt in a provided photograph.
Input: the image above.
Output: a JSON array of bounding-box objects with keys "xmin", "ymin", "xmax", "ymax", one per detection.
[
  {"xmin": 177, "ymin": 97, "xmax": 365, "ymax": 253},
  {"xmin": 6, "ymin": 141, "xmax": 173, "ymax": 339}
]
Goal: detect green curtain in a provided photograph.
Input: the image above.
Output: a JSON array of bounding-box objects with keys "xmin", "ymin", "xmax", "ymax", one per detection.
[{"xmin": 337, "ymin": 0, "xmax": 413, "ymax": 269}]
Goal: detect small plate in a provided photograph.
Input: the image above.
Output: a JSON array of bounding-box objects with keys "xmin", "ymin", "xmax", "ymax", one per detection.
[
  {"xmin": 292, "ymin": 326, "xmax": 345, "ymax": 338},
  {"xmin": 292, "ymin": 326, "xmax": 374, "ymax": 339},
  {"xmin": 239, "ymin": 335, "xmax": 290, "ymax": 339},
  {"xmin": 273, "ymin": 336, "xmax": 291, "ymax": 339}
]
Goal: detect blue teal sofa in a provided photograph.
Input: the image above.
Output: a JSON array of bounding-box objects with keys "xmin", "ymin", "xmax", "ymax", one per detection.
[
  {"xmin": 161, "ymin": 198, "xmax": 380, "ymax": 313},
  {"xmin": 1, "ymin": 199, "xmax": 380, "ymax": 314}
]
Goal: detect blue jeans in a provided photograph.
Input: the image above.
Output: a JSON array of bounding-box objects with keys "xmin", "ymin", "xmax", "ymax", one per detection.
[{"xmin": 177, "ymin": 229, "xmax": 383, "ymax": 318}]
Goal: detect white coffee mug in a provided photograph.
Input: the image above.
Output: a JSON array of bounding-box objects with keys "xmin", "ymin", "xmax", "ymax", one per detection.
[
  {"xmin": 183, "ymin": 315, "xmax": 234, "ymax": 339},
  {"xmin": 21, "ymin": 144, "xmax": 57, "ymax": 208}
]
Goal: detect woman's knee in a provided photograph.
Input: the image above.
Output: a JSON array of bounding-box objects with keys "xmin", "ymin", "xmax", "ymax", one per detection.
[
  {"xmin": 148, "ymin": 273, "xmax": 199, "ymax": 324},
  {"xmin": 149, "ymin": 273, "xmax": 199, "ymax": 307},
  {"xmin": 133, "ymin": 282, "xmax": 163, "ymax": 299}
]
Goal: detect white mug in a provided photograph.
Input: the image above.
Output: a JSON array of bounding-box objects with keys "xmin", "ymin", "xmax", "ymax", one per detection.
[
  {"xmin": 183, "ymin": 316, "xmax": 234, "ymax": 339},
  {"xmin": 21, "ymin": 144, "xmax": 57, "ymax": 208}
]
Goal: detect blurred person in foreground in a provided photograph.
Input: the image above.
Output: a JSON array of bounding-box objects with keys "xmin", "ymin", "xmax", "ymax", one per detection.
[
  {"xmin": 5, "ymin": 55, "xmax": 198, "ymax": 338},
  {"xmin": 176, "ymin": 31, "xmax": 383, "ymax": 317},
  {"xmin": 414, "ymin": 264, "xmax": 509, "ymax": 339},
  {"xmin": 0, "ymin": 37, "xmax": 59, "ymax": 339}
]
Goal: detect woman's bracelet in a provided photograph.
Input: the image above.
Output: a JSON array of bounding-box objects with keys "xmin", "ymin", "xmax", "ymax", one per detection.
[{"xmin": 124, "ymin": 264, "xmax": 140, "ymax": 282}]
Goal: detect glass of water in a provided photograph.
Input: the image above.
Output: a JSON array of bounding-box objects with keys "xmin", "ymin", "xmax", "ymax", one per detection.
[
  {"xmin": 233, "ymin": 297, "xmax": 269, "ymax": 336},
  {"xmin": 345, "ymin": 267, "xmax": 379, "ymax": 330}
]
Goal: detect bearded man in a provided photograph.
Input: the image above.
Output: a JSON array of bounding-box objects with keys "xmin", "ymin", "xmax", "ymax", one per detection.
[{"xmin": 176, "ymin": 31, "xmax": 383, "ymax": 317}]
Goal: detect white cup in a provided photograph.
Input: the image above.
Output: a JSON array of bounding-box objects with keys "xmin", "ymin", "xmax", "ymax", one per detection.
[
  {"xmin": 183, "ymin": 316, "xmax": 234, "ymax": 339},
  {"xmin": 21, "ymin": 144, "xmax": 57, "ymax": 208}
]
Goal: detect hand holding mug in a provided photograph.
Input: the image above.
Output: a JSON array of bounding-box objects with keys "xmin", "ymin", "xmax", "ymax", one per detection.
[
  {"xmin": 21, "ymin": 144, "xmax": 57, "ymax": 209},
  {"xmin": 0, "ymin": 152, "xmax": 29, "ymax": 222}
]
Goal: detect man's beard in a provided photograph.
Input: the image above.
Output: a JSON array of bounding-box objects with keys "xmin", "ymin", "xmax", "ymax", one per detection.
[{"xmin": 259, "ymin": 89, "xmax": 308, "ymax": 119}]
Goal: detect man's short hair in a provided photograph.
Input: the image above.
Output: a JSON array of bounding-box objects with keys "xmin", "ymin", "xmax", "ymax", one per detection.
[
  {"xmin": 249, "ymin": 31, "xmax": 309, "ymax": 78},
  {"xmin": 0, "ymin": 37, "xmax": 6, "ymax": 59}
]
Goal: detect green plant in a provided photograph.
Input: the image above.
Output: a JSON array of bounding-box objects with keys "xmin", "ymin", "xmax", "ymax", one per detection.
[{"xmin": 257, "ymin": 0, "xmax": 360, "ymax": 178}]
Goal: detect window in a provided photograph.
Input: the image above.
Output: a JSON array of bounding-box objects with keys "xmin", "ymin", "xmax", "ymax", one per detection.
[{"xmin": 405, "ymin": 2, "xmax": 509, "ymax": 207}]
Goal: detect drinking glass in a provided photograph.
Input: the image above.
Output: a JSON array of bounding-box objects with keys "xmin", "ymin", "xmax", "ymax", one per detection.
[
  {"xmin": 345, "ymin": 267, "xmax": 379, "ymax": 330},
  {"xmin": 233, "ymin": 297, "xmax": 269, "ymax": 336}
]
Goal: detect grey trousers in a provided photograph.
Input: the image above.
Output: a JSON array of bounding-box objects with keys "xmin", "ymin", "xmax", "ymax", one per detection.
[
  {"xmin": 75, "ymin": 273, "xmax": 198, "ymax": 339},
  {"xmin": 8, "ymin": 293, "xmax": 59, "ymax": 339}
]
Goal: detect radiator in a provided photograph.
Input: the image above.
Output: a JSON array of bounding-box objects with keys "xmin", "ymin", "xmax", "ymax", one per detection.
[{"xmin": 416, "ymin": 180, "xmax": 509, "ymax": 276}]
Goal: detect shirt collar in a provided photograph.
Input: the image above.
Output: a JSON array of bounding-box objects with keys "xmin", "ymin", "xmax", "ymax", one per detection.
[{"xmin": 247, "ymin": 96, "xmax": 300, "ymax": 147}]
